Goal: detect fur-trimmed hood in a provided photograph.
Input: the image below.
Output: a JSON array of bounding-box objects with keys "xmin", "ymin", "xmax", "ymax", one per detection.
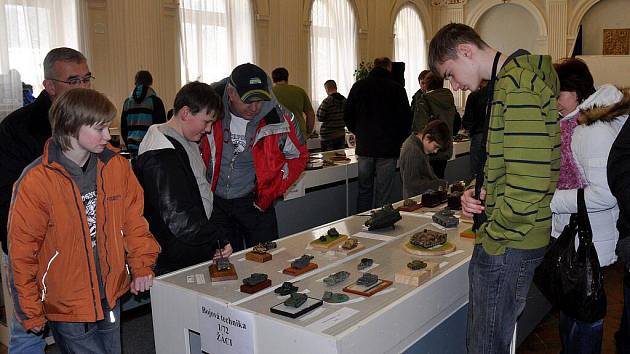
[{"xmin": 579, "ymin": 84, "xmax": 630, "ymax": 125}]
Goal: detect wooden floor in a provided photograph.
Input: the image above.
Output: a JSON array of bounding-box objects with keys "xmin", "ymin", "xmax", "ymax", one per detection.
[{"xmin": 0, "ymin": 263, "xmax": 625, "ymax": 354}]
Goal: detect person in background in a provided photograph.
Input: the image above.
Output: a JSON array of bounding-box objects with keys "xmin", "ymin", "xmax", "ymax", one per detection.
[
  {"xmin": 552, "ymin": 58, "xmax": 627, "ymax": 354},
  {"xmin": 0, "ymin": 47, "xmax": 91, "ymax": 354},
  {"xmin": 271, "ymin": 67, "xmax": 316, "ymax": 139},
  {"xmin": 134, "ymin": 81, "xmax": 231, "ymax": 275},
  {"xmin": 399, "ymin": 120, "xmax": 450, "ymax": 199},
  {"xmin": 121, "ymin": 70, "xmax": 166, "ymax": 158},
  {"xmin": 461, "ymin": 80, "xmax": 489, "ymax": 181},
  {"xmin": 317, "ymin": 79, "xmax": 346, "ymax": 151},
  {"xmin": 344, "ymin": 57, "xmax": 412, "ymax": 212},
  {"xmin": 8, "ymin": 88, "xmax": 160, "ymax": 354},
  {"xmin": 430, "ymin": 23, "xmax": 560, "ymax": 353}
]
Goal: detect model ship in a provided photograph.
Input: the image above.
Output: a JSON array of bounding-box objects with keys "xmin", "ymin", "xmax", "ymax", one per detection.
[
  {"xmin": 322, "ymin": 291, "xmax": 349, "ymax": 303},
  {"xmin": 245, "ymin": 241, "xmax": 277, "ymax": 263},
  {"xmin": 410, "ymin": 229, "xmax": 448, "ymax": 248},
  {"xmin": 421, "ymin": 189, "xmax": 448, "ymax": 208},
  {"xmin": 323, "ymin": 271, "xmax": 350, "ymax": 286},
  {"xmin": 357, "ymin": 258, "xmax": 373, "ymax": 270},
  {"xmin": 283, "ymin": 292, "xmax": 308, "ymax": 308},
  {"xmin": 364, "ymin": 204, "xmax": 402, "ymax": 230},
  {"xmin": 283, "ymin": 254, "xmax": 318, "ymax": 276},
  {"xmin": 240, "ymin": 273, "xmax": 271, "ymax": 294},
  {"xmin": 432, "ymin": 209, "xmax": 459, "ymax": 228},
  {"xmin": 274, "ymin": 282, "xmax": 298, "ymax": 296}
]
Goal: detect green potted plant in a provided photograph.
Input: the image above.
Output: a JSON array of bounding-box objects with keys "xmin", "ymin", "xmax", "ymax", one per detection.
[{"xmin": 353, "ymin": 61, "xmax": 373, "ymax": 82}]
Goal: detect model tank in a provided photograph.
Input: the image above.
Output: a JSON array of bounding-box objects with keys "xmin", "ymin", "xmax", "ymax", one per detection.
[
  {"xmin": 284, "ymin": 292, "xmax": 308, "ymax": 308},
  {"xmin": 356, "ymin": 273, "xmax": 379, "ymax": 287},
  {"xmin": 215, "ymin": 257, "xmax": 232, "ymax": 271},
  {"xmin": 410, "ymin": 229, "xmax": 448, "ymax": 248},
  {"xmin": 291, "ymin": 254, "xmax": 314, "ymax": 269},
  {"xmin": 319, "ymin": 227, "xmax": 341, "ymax": 242},
  {"xmin": 407, "ymin": 260, "xmax": 427, "ymax": 270},
  {"xmin": 262, "ymin": 241, "xmax": 277, "ymax": 250},
  {"xmin": 357, "ymin": 258, "xmax": 373, "ymax": 270},
  {"xmin": 242, "ymin": 273, "xmax": 268, "ymax": 287},
  {"xmin": 323, "ymin": 271, "xmax": 350, "ymax": 286},
  {"xmin": 432, "ymin": 208, "xmax": 459, "ymax": 228},
  {"xmin": 403, "ymin": 198, "xmax": 419, "ymax": 207},
  {"xmin": 322, "ymin": 291, "xmax": 349, "ymax": 303},
  {"xmin": 252, "ymin": 241, "xmax": 277, "ymax": 254},
  {"xmin": 342, "ymin": 238, "xmax": 359, "ymax": 250},
  {"xmin": 364, "ymin": 204, "xmax": 402, "ymax": 230},
  {"xmin": 447, "ymin": 191, "xmax": 462, "ymax": 210},
  {"xmin": 421, "ymin": 189, "xmax": 448, "ymax": 208},
  {"xmin": 274, "ymin": 282, "xmax": 298, "ymax": 296}
]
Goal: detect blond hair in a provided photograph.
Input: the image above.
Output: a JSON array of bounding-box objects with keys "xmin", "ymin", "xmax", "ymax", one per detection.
[{"xmin": 50, "ymin": 88, "xmax": 116, "ymax": 151}]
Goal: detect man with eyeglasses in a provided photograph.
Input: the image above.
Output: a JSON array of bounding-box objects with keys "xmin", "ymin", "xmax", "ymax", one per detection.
[{"xmin": 0, "ymin": 47, "xmax": 91, "ymax": 354}]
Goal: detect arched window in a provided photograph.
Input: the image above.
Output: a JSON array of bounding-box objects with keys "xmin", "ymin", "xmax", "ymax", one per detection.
[
  {"xmin": 309, "ymin": 0, "xmax": 357, "ymax": 105},
  {"xmin": 0, "ymin": 0, "xmax": 82, "ymax": 96},
  {"xmin": 179, "ymin": 0, "xmax": 254, "ymax": 85},
  {"xmin": 393, "ymin": 4, "xmax": 426, "ymax": 101}
]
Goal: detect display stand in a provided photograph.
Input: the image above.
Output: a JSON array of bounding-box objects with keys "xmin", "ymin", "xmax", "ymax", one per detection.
[
  {"xmin": 283, "ymin": 262, "xmax": 318, "ymax": 276},
  {"xmin": 208, "ymin": 264, "xmax": 238, "ymax": 282},
  {"xmin": 245, "ymin": 251, "xmax": 272, "ymax": 263},
  {"xmin": 403, "ymin": 241, "xmax": 456, "ymax": 256},
  {"xmin": 343, "ymin": 279, "xmax": 393, "ymax": 297},
  {"xmin": 240, "ymin": 279, "xmax": 272, "ymax": 294}
]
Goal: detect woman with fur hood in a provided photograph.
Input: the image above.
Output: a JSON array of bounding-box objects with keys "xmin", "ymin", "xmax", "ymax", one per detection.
[{"xmin": 551, "ymin": 58, "xmax": 628, "ymax": 353}]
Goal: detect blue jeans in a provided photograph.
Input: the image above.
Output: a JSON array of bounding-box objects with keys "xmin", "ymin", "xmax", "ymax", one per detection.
[
  {"xmin": 48, "ymin": 299, "xmax": 121, "ymax": 354},
  {"xmin": 2, "ymin": 252, "xmax": 47, "ymax": 353},
  {"xmin": 467, "ymin": 244, "xmax": 546, "ymax": 354},
  {"xmin": 559, "ymin": 311, "xmax": 603, "ymax": 354},
  {"xmin": 357, "ymin": 156, "xmax": 397, "ymax": 212}
]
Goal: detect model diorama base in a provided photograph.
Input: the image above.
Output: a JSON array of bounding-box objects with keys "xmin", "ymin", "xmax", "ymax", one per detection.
[
  {"xmin": 394, "ymin": 262, "xmax": 438, "ymax": 287},
  {"xmin": 283, "ymin": 262, "xmax": 318, "ymax": 276},
  {"xmin": 460, "ymin": 228, "xmax": 476, "ymax": 239},
  {"xmin": 270, "ymin": 297, "xmax": 324, "ymax": 319},
  {"xmin": 336, "ymin": 242, "xmax": 365, "ymax": 255},
  {"xmin": 403, "ymin": 241, "xmax": 456, "ymax": 256},
  {"xmin": 245, "ymin": 251, "xmax": 272, "ymax": 263},
  {"xmin": 343, "ymin": 279, "xmax": 393, "ymax": 297},
  {"xmin": 398, "ymin": 204, "xmax": 422, "ymax": 212},
  {"xmin": 310, "ymin": 234, "xmax": 349, "ymax": 250},
  {"xmin": 240, "ymin": 279, "xmax": 272, "ymax": 294},
  {"xmin": 208, "ymin": 264, "xmax": 238, "ymax": 282}
]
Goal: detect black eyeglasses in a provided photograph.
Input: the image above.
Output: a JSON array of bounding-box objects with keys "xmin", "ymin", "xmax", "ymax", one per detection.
[{"xmin": 47, "ymin": 75, "xmax": 95, "ymax": 86}]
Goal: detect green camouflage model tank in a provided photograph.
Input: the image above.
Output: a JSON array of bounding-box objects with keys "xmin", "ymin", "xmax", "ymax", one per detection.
[
  {"xmin": 284, "ymin": 292, "xmax": 308, "ymax": 308},
  {"xmin": 410, "ymin": 229, "xmax": 447, "ymax": 248},
  {"xmin": 407, "ymin": 260, "xmax": 427, "ymax": 270},
  {"xmin": 322, "ymin": 291, "xmax": 349, "ymax": 303}
]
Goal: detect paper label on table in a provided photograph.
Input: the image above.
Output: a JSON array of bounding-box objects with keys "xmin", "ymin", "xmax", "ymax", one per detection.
[
  {"xmin": 298, "ymin": 307, "xmax": 326, "ymax": 322},
  {"xmin": 424, "ymin": 212, "xmax": 435, "ymax": 217},
  {"xmin": 305, "ymin": 307, "xmax": 359, "ymax": 332},
  {"xmin": 198, "ymin": 299, "xmax": 254, "ymax": 354},
  {"xmin": 439, "ymin": 261, "xmax": 449, "ymax": 268},
  {"xmin": 187, "ymin": 275, "xmax": 195, "ymax": 283},
  {"xmin": 283, "ymin": 177, "xmax": 305, "ymax": 200},
  {"xmin": 269, "ymin": 247, "xmax": 286, "ymax": 255},
  {"xmin": 195, "ymin": 274, "xmax": 206, "ymax": 285},
  {"xmin": 358, "ymin": 263, "xmax": 380, "ymax": 273},
  {"xmin": 352, "ymin": 231, "xmax": 391, "ymax": 241},
  {"xmin": 372, "ymin": 287, "xmax": 396, "ymax": 297},
  {"xmin": 442, "ymin": 249, "xmax": 465, "ymax": 258}
]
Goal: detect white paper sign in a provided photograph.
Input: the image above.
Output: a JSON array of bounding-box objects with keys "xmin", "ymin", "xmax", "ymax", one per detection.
[
  {"xmin": 198, "ymin": 299, "xmax": 254, "ymax": 354},
  {"xmin": 284, "ymin": 176, "xmax": 305, "ymax": 200}
]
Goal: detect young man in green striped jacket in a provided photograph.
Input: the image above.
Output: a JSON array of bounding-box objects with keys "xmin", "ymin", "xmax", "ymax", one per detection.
[{"xmin": 429, "ymin": 23, "xmax": 560, "ymax": 353}]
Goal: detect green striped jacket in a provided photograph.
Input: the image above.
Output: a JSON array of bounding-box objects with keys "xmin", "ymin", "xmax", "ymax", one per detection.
[{"xmin": 477, "ymin": 54, "xmax": 560, "ymax": 255}]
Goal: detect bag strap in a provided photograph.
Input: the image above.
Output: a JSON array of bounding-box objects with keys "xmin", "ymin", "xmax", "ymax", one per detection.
[{"xmin": 577, "ymin": 188, "xmax": 594, "ymax": 243}]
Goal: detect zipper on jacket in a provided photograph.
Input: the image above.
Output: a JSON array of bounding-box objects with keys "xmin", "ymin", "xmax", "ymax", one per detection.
[{"xmin": 40, "ymin": 250, "xmax": 60, "ymax": 301}]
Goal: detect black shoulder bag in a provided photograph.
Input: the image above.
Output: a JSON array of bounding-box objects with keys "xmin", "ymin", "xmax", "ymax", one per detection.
[{"xmin": 533, "ymin": 189, "xmax": 607, "ymax": 322}]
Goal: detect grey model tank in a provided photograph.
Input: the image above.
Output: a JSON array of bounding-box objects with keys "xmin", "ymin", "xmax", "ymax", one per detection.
[
  {"xmin": 323, "ymin": 291, "xmax": 349, "ymax": 303},
  {"xmin": 356, "ymin": 273, "xmax": 379, "ymax": 287},
  {"xmin": 357, "ymin": 258, "xmax": 373, "ymax": 270},
  {"xmin": 364, "ymin": 204, "xmax": 402, "ymax": 230},
  {"xmin": 242, "ymin": 273, "xmax": 268, "ymax": 286},
  {"xmin": 323, "ymin": 271, "xmax": 350, "ymax": 286},
  {"xmin": 284, "ymin": 292, "xmax": 308, "ymax": 308},
  {"xmin": 432, "ymin": 208, "xmax": 459, "ymax": 228},
  {"xmin": 274, "ymin": 282, "xmax": 298, "ymax": 296},
  {"xmin": 215, "ymin": 257, "xmax": 231, "ymax": 271},
  {"xmin": 410, "ymin": 229, "xmax": 448, "ymax": 248},
  {"xmin": 319, "ymin": 227, "xmax": 341, "ymax": 242},
  {"xmin": 291, "ymin": 255, "xmax": 314, "ymax": 269}
]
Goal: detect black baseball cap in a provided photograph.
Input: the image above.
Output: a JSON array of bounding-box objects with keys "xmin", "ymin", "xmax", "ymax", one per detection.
[{"xmin": 228, "ymin": 63, "xmax": 271, "ymax": 103}]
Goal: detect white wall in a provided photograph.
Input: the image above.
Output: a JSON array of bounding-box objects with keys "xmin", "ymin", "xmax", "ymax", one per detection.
[
  {"xmin": 475, "ymin": 3, "xmax": 539, "ymax": 55},
  {"xmin": 578, "ymin": 55, "xmax": 630, "ymax": 87},
  {"xmin": 580, "ymin": 0, "xmax": 630, "ymax": 55}
]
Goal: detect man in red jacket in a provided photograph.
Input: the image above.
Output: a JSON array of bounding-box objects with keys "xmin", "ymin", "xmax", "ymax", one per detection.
[{"xmin": 200, "ymin": 63, "xmax": 308, "ymax": 251}]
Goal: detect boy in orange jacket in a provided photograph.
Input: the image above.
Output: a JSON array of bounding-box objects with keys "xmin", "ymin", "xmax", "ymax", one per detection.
[{"xmin": 8, "ymin": 88, "xmax": 160, "ymax": 353}]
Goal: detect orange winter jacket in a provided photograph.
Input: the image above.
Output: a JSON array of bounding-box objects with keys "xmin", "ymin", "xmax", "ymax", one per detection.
[{"xmin": 8, "ymin": 141, "xmax": 160, "ymax": 330}]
